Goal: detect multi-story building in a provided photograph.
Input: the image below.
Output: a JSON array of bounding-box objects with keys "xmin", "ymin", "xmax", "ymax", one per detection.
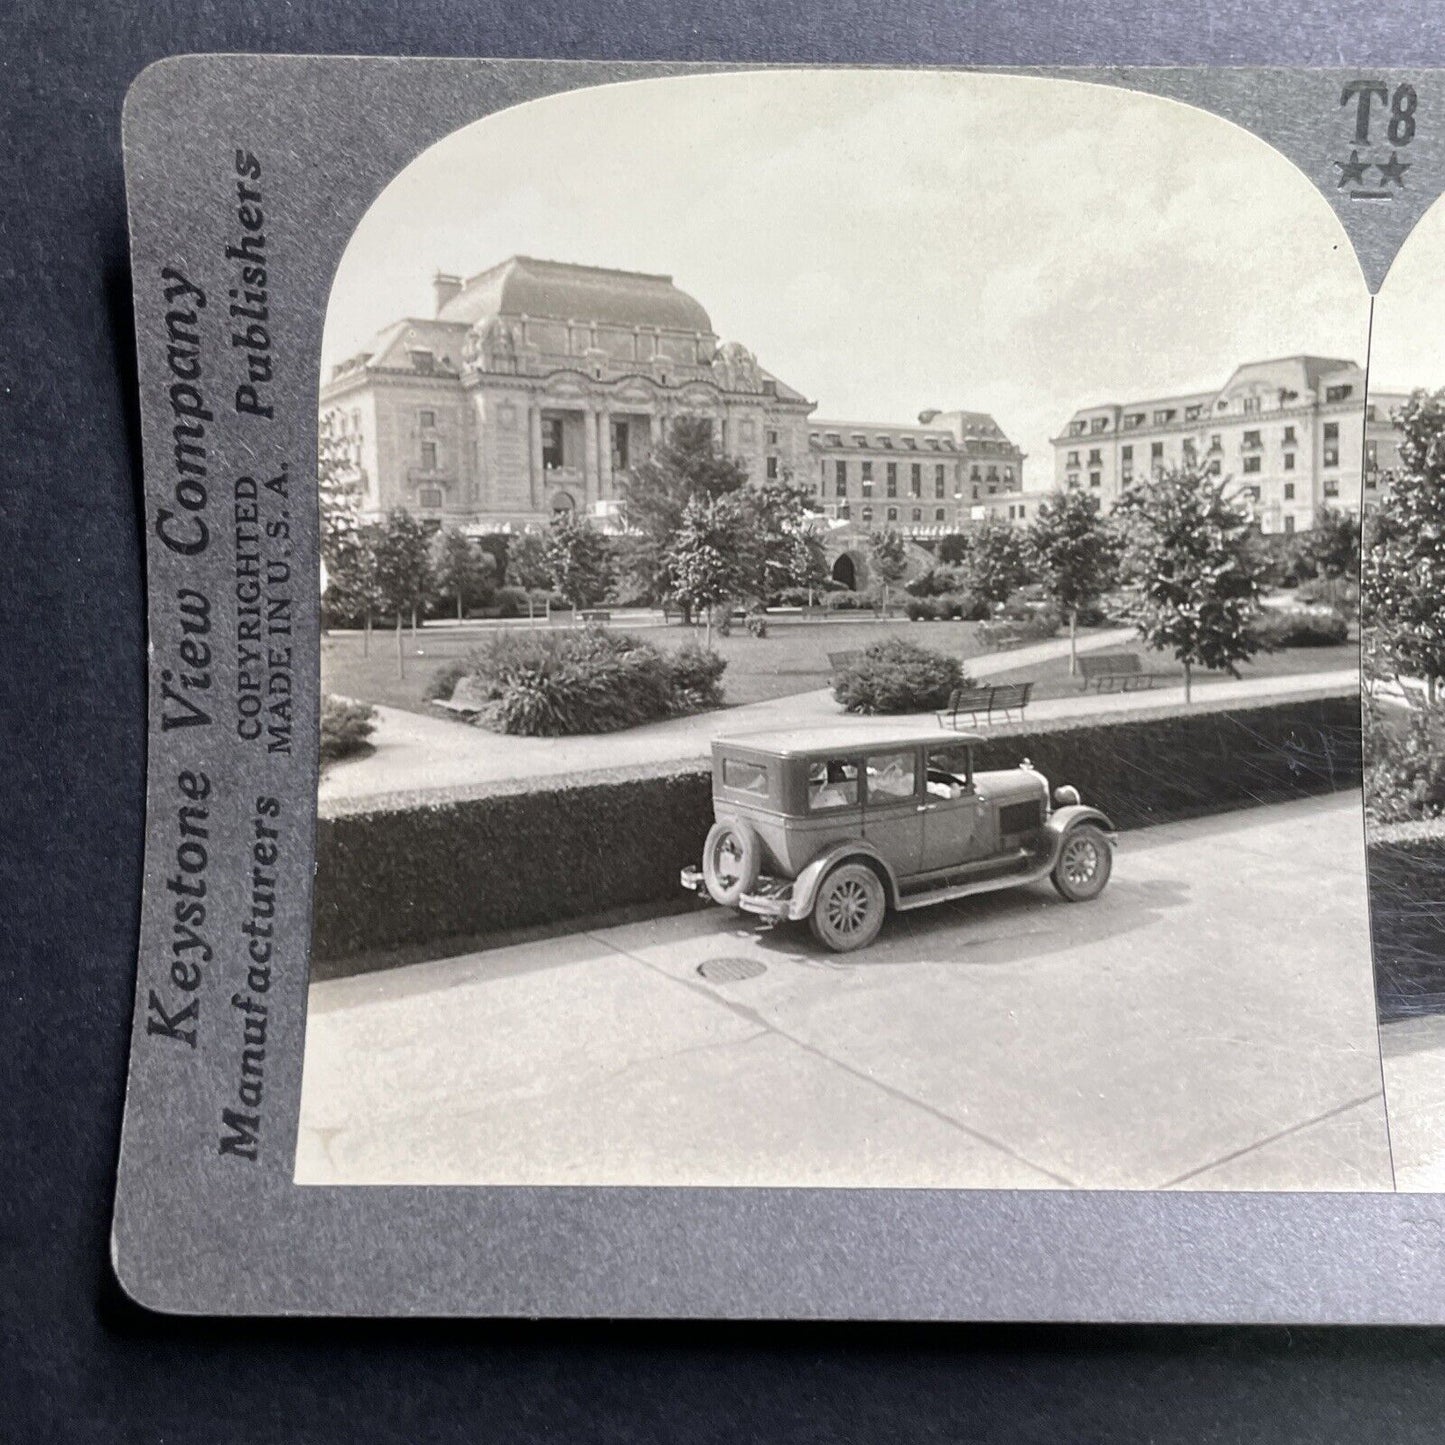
[
  {"xmin": 1050, "ymin": 356, "xmax": 1407, "ymax": 534},
  {"xmin": 321, "ymin": 256, "xmax": 817, "ymax": 531},
  {"xmin": 322, "ymin": 255, "xmax": 1025, "ymax": 541}
]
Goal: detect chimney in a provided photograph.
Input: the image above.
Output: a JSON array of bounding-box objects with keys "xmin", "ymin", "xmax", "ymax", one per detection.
[
  {"xmin": 917, "ymin": 409, "xmax": 940, "ymax": 424},
  {"xmin": 433, "ymin": 272, "xmax": 463, "ymax": 316}
]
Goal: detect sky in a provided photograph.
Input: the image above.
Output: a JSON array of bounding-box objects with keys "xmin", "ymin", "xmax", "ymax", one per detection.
[
  {"xmin": 324, "ymin": 69, "xmax": 1374, "ymax": 485},
  {"xmin": 1372, "ymin": 197, "xmax": 1445, "ymax": 394}
]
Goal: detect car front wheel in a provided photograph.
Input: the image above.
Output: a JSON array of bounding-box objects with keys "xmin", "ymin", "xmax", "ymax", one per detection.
[
  {"xmin": 809, "ymin": 862, "xmax": 887, "ymax": 952},
  {"xmin": 1050, "ymin": 824, "xmax": 1112, "ymax": 902}
]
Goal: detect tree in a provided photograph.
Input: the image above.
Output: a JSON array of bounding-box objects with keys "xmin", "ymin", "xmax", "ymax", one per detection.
[
  {"xmin": 734, "ymin": 479, "xmax": 819, "ymax": 603},
  {"xmin": 1303, "ymin": 504, "xmax": 1361, "ymax": 581},
  {"xmin": 507, "ymin": 529, "xmax": 552, "ymax": 590},
  {"xmin": 1113, "ymin": 464, "xmax": 1265, "ymax": 702},
  {"xmin": 1028, "ymin": 490, "xmax": 1122, "ymax": 674},
  {"xmin": 620, "ymin": 416, "xmax": 750, "ymax": 602},
  {"xmin": 868, "ymin": 528, "xmax": 909, "ymax": 613},
  {"xmin": 963, "ymin": 516, "xmax": 1031, "ymax": 606},
  {"xmin": 1362, "ymin": 389, "xmax": 1445, "ymax": 698},
  {"xmin": 371, "ymin": 509, "xmax": 435, "ymax": 676},
  {"xmin": 543, "ymin": 511, "xmax": 614, "ymax": 609},
  {"xmin": 324, "ymin": 520, "xmax": 384, "ymax": 653},
  {"xmin": 430, "ymin": 527, "xmax": 496, "ymax": 621},
  {"xmin": 937, "ymin": 532, "xmax": 970, "ymax": 566},
  {"xmin": 667, "ymin": 496, "xmax": 747, "ymax": 647},
  {"xmin": 318, "ymin": 409, "xmax": 367, "ymax": 633}
]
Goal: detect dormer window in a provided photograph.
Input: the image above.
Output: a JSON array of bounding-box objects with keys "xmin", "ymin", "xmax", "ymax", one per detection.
[{"xmin": 409, "ymin": 348, "xmax": 436, "ymax": 374}]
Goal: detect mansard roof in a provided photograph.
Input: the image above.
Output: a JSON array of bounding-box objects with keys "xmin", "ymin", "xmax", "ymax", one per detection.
[{"xmin": 437, "ymin": 255, "xmax": 715, "ymax": 335}]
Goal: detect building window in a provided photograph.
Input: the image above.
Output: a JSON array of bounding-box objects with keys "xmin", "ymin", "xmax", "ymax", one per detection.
[
  {"xmin": 1004, "ymin": 467, "xmax": 1014, "ymax": 484},
  {"xmin": 1121, "ymin": 445, "xmax": 1133, "ymax": 462},
  {"xmin": 912, "ymin": 507, "xmax": 922, "ymax": 522},
  {"xmin": 1326, "ymin": 383, "xmax": 1354, "ymax": 403},
  {"xmin": 1242, "ymin": 456, "xmax": 1261, "ymax": 474},
  {"xmin": 418, "ymin": 486, "xmax": 442, "ymax": 508},
  {"xmin": 1242, "ymin": 396, "xmax": 1261, "ymax": 414},
  {"xmin": 910, "ymin": 463, "xmax": 922, "ymax": 497},
  {"xmin": 1066, "ymin": 451, "xmax": 1080, "ymax": 467},
  {"xmin": 1283, "ymin": 453, "xmax": 1295, "ymax": 471},
  {"xmin": 1243, "ymin": 430, "xmax": 1261, "ymax": 448},
  {"xmin": 1284, "ymin": 514, "xmax": 1296, "ymax": 534},
  {"xmin": 1088, "ymin": 471, "xmax": 1101, "ymax": 489},
  {"xmin": 1324, "ymin": 480, "xmax": 1340, "ymax": 498},
  {"xmin": 886, "ymin": 463, "xmax": 898, "ymax": 498},
  {"xmin": 611, "ymin": 420, "xmax": 630, "ymax": 472},
  {"xmin": 861, "ymin": 460, "xmax": 873, "ymax": 483},
  {"xmin": 1282, "ymin": 425, "xmax": 1296, "ymax": 445},
  {"xmin": 542, "ymin": 417, "xmax": 564, "ymax": 470},
  {"xmin": 1087, "ymin": 449, "xmax": 1101, "ymax": 466},
  {"xmin": 1323, "ymin": 421, "xmax": 1340, "ymax": 467},
  {"xmin": 835, "ymin": 460, "xmax": 848, "ymax": 497},
  {"xmin": 1069, "ymin": 421, "xmax": 1086, "ymax": 436},
  {"xmin": 1208, "ymin": 459, "xmax": 1221, "ymax": 475},
  {"xmin": 1185, "ymin": 404, "xmax": 1203, "ymax": 420},
  {"xmin": 935, "ymin": 508, "xmax": 946, "ymax": 522},
  {"xmin": 418, "ymin": 409, "xmax": 436, "ymax": 428},
  {"xmin": 1065, "ymin": 472, "xmax": 1079, "ymax": 489},
  {"xmin": 1150, "ymin": 442, "xmax": 1164, "ymax": 460},
  {"xmin": 420, "ymin": 440, "xmax": 438, "ymax": 471},
  {"xmin": 767, "ymin": 429, "xmax": 778, "ymax": 446},
  {"xmin": 766, "ymin": 455, "xmax": 779, "ymax": 480},
  {"xmin": 861, "ymin": 505, "xmax": 873, "ymax": 525},
  {"xmin": 1091, "ymin": 416, "xmax": 1108, "ymax": 433},
  {"xmin": 410, "ymin": 349, "xmax": 436, "ymax": 374},
  {"xmin": 1284, "ymin": 482, "xmax": 1295, "ymax": 499},
  {"xmin": 935, "ymin": 464, "xmax": 946, "ymax": 498},
  {"xmin": 1124, "ymin": 412, "xmax": 1145, "ymax": 430},
  {"xmin": 1209, "ymin": 433, "xmax": 1222, "ymax": 451},
  {"xmin": 970, "ymin": 464, "xmax": 981, "ymax": 481},
  {"xmin": 1018, "ymin": 504, "xmax": 1026, "ymax": 518},
  {"xmin": 1153, "ymin": 408, "xmax": 1176, "ymax": 425},
  {"xmin": 886, "ymin": 506, "xmax": 898, "ymax": 521}
]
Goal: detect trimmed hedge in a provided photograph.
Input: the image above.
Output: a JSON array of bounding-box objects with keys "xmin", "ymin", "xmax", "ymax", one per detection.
[
  {"xmin": 313, "ymin": 690, "xmax": 1361, "ymax": 965},
  {"xmin": 1368, "ymin": 823, "xmax": 1445, "ymax": 1021}
]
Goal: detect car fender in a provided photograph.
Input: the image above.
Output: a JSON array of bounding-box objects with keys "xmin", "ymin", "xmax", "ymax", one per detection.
[
  {"xmin": 790, "ymin": 840, "xmax": 901, "ymax": 916},
  {"xmin": 1046, "ymin": 804, "xmax": 1117, "ymax": 857}
]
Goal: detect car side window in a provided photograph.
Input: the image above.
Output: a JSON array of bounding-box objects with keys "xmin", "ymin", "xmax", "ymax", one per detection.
[
  {"xmin": 925, "ymin": 744, "xmax": 972, "ymax": 800},
  {"xmin": 865, "ymin": 751, "xmax": 917, "ymax": 804},
  {"xmin": 807, "ymin": 758, "xmax": 859, "ymax": 811}
]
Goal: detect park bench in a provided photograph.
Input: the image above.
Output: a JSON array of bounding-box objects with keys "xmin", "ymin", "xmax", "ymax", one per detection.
[
  {"xmin": 936, "ymin": 681, "xmax": 1034, "ymax": 729},
  {"xmin": 578, "ymin": 609, "xmax": 612, "ymax": 626},
  {"xmin": 976, "ymin": 620, "xmax": 1033, "ymax": 651},
  {"xmin": 1077, "ymin": 651, "xmax": 1167, "ymax": 692}
]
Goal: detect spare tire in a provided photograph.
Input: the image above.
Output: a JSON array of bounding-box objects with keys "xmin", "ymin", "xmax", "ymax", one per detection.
[{"xmin": 701, "ymin": 819, "xmax": 762, "ymax": 908}]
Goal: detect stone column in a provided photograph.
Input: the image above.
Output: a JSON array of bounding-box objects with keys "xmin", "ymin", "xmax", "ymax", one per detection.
[
  {"xmin": 597, "ymin": 407, "xmax": 613, "ymax": 498},
  {"xmin": 582, "ymin": 405, "xmax": 599, "ymax": 507},
  {"xmin": 528, "ymin": 403, "xmax": 543, "ymax": 509}
]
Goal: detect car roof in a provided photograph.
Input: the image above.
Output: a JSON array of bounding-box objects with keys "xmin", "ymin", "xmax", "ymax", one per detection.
[{"xmin": 715, "ymin": 724, "xmax": 983, "ymax": 758}]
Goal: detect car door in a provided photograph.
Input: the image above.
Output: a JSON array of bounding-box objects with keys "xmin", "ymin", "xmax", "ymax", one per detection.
[
  {"xmin": 861, "ymin": 748, "xmax": 924, "ymax": 877},
  {"xmin": 919, "ymin": 741, "xmax": 985, "ymax": 873}
]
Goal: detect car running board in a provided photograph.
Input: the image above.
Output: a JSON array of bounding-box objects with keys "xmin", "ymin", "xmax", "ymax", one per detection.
[{"xmin": 893, "ymin": 850, "xmax": 1054, "ymax": 911}]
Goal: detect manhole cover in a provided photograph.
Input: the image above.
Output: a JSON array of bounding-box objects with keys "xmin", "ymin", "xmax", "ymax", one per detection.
[{"xmin": 697, "ymin": 956, "xmax": 767, "ymax": 983}]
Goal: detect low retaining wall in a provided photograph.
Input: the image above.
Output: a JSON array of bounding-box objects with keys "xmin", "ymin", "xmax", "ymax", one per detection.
[
  {"xmin": 1368, "ymin": 820, "xmax": 1445, "ymax": 1021},
  {"xmin": 312, "ymin": 690, "xmax": 1361, "ymax": 964}
]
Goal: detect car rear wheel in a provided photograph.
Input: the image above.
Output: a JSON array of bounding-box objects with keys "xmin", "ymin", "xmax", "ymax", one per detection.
[
  {"xmin": 1050, "ymin": 824, "xmax": 1111, "ymax": 902},
  {"xmin": 809, "ymin": 862, "xmax": 887, "ymax": 952},
  {"xmin": 702, "ymin": 819, "xmax": 762, "ymax": 908}
]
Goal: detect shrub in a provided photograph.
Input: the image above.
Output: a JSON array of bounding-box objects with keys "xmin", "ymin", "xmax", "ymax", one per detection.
[
  {"xmin": 494, "ymin": 586, "xmax": 532, "ymax": 618},
  {"xmin": 768, "ymin": 587, "xmax": 813, "ymax": 608},
  {"xmin": 827, "ymin": 588, "xmax": 881, "ymax": 611},
  {"xmin": 1366, "ymin": 704, "xmax": 1445, "ymax": 824},
  {"xmin": 833, "ymin": 637, "xmax": 965, "ymax": 713},
  {"xmin": 453, "ymin": 628, "xmax": 725, "ymax": 736},
  {"xmin": 1253, "ymin": 607, "xmax": 1350, "ymax": 649},
  {"xmin": 423, "ymin": 661, "xmax": 468, "ymax": 704},
  {"xmin": 905, "ymin": 598, "xmax": 938, "ymax": 621},
  {"xmin": 977, "ymin": 608, "xmax": 1061, "ymax": 649},
  {"xmin": 1298, "ymin": 576, "xmax": 1360, "ymax": 619},
  {"xmin": 320, "ymin": 696, "xmax": 376, "ymax": 766},
  {"xmin": 745, "ymin": 612, "xmax": 769, "ymax": 638}
]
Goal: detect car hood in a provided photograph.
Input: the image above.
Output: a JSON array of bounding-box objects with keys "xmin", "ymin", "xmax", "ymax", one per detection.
[{"xmin": 974, "ymin": 769, "xmax": 1048, "ymax": 807}]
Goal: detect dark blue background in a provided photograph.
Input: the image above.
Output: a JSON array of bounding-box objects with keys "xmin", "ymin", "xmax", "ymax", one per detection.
[{"xmin": 9, "ymin": 2, "xmax": 1445, "ymax": 1438}]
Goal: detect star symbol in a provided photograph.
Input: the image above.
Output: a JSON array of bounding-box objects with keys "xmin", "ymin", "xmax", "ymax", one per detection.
[
  {"xmin": 1378, "ymin": 151, "xmax": 1411, "ymax": 186},
  {"xmin": 1335, "ymin": 149, "xmax": 1369, "ymax": 187}
]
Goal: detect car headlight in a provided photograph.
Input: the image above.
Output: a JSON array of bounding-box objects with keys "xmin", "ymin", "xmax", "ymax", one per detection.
[{"xmin": 1053, "ymin": 785, "xmax": 1081, "ymax": 807}]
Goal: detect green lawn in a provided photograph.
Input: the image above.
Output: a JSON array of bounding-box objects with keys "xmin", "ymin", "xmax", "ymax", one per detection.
[
  {"xmin": 984, "ymin": 632, "xmax": 1360, "ymax": 701},
  {"xmin": 323, "ymin": 614, "xmax": 999, "ymax": 715}
]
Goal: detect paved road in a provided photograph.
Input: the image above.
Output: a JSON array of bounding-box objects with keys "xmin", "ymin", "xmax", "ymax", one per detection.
[
  {"xmin": 1380, "ymin": 1016, "xmax": 1445, "ymax": 1190},
  {"xmin": 297, "ymin": 794, "xmax": 1392, "ymax": 1191}
]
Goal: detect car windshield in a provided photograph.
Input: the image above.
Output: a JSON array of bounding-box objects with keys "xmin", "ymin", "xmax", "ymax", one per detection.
[
  {"xmin": 925, "ymin": 743, "xmax": 972, "ymax": 799},
  {"xmin": 807, "ymin": 758, "xmax": 859, "ymax": 811}
]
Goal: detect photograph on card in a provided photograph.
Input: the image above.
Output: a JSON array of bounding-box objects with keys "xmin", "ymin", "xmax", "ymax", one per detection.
[{"xmin": 295, "ymin": 70, "xmax": 1387, "ymax": 1192}]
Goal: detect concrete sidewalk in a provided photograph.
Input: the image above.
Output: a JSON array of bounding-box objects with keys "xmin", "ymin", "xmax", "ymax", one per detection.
[
  {"xmin": 319, "ymin": 620, "xmax": 1356, "ymax": 805},
  {"xmin": 296, "ymin": 794, "xmax": 1390, "ymax": 1191}
]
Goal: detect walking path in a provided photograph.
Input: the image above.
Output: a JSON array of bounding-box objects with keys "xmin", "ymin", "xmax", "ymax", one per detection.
[{"xmin": 319, "ymin": 625, "xmax": 1357, "ymax": 808}]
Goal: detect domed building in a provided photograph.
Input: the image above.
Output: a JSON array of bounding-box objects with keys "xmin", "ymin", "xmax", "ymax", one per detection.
[{"xmin": 321, "ymin": 256, "xmax": 817, "ymax": 531}]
